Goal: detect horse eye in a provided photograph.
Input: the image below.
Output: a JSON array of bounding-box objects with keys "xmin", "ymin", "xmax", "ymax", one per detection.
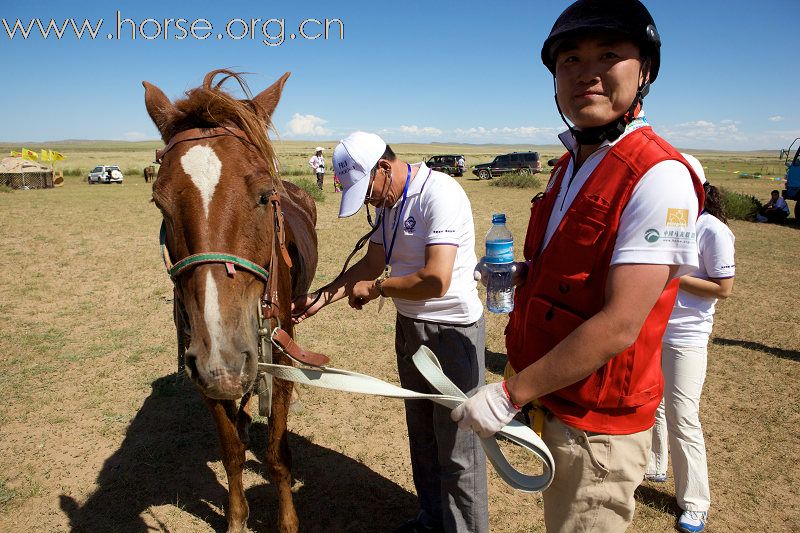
[{"xmin": 259, "ymin": 193, "xmax": 269, "ymax": 205}]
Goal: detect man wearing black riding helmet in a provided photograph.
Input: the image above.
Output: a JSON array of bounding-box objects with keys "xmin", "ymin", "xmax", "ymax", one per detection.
[{"xmin": 453, "ymin": 1, "xmax": 707, "ymax": 531}]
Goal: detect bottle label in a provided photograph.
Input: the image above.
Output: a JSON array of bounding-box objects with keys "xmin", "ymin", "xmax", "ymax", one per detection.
[{"xmin": 485, "ymin": 240, "xmax": 513, "ymax": 263}]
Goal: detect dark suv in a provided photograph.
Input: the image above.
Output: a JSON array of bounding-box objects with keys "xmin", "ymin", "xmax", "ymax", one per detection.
[
  {"xmin": 472, "ymin": 151, "xmax": 542, "ymax": 180},
  {"xmin": 426, "ymin": 154, "xmax": 465, "ymax": 177}
]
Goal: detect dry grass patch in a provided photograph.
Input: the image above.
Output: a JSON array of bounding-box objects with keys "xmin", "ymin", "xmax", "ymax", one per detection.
[{"xmin": 0, "ymin": 141, "xmax": 797, "ymax": 531}]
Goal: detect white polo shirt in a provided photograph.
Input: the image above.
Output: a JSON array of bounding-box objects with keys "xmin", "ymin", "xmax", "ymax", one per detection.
[
  {"xmin": 309, "ymin": 154, "xmax": 325, "ymax": 173},
  {"xmin": 370, "ymin": 163, "xmax": 483, "ymax": 324},
  {"xmin": 545, "ymin": 116, "xmax": 700, "ymax": 278},
  {"xmin": 663, "ymin": 212, "xmax": 736, "ymax": 346}
]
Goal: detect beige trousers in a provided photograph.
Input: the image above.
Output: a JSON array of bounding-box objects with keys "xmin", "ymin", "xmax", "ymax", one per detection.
[{"xmin": 542, "ymin": 414, "xmax": 652, "ymax": 532}]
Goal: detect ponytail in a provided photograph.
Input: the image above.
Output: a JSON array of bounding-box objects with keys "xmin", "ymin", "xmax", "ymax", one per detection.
[{"xmin": 703, "ymin": 182, "xmax": 727, "ymax": 225}]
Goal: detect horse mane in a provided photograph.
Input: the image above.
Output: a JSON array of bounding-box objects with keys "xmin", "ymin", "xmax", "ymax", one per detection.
[{"xmin": 170, "ymin": 69, "xmax": 282, "ymax": 189}]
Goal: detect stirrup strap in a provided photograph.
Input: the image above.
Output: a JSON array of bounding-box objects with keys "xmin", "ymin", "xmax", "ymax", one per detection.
[{"xmin": 271, "ymin": 327, "xmax": 330, "ymax": 367}]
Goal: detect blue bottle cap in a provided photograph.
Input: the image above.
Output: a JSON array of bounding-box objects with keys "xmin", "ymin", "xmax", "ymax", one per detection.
[{"xmin": 492, "ymin": 213, "xmax": 506, "ymax": 224}]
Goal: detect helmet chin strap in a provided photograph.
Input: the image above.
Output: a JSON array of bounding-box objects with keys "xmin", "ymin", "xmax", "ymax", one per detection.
[{"xmin": 554, "ymin": 64, "xmax": 651, "ymax": 146}]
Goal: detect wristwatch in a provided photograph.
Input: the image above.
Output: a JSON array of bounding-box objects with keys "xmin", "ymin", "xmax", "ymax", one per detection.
[{"xmin": 375, "ymin": 277, "xmax": 387, "ymax": 297}]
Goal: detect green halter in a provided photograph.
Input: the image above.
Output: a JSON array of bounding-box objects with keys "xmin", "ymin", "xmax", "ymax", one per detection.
[{"xmin": 159, "ymin": 220, "xmax": 270, "ymax": 282}]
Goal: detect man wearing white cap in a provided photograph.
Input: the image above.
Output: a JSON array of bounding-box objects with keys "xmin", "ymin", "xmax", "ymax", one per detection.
[
  {"xmin": 294, "ymin": 131, "xmax": 488, "ymax": 533},
  {"xmin": 309, "ymin": 146, "xmax": 325, "ymax": 190}
]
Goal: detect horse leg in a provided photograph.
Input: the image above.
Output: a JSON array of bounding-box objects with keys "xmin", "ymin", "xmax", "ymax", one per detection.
[
  {"xmin": 267, "ymin": 378, "xmax": 299, "ymax": 533},
  {"xmin": 204, "ymin": 396, "xmax": 249, "ymax": 533}
]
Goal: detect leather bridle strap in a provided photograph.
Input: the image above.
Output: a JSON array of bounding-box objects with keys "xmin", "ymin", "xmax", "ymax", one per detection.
[
  {"xmin": 261, "ymin": 191, "xmax": 292, "ymax": 319},
  {"xmin": 155, "ymin": 126, "xmax": 254, "ymax": 163}
]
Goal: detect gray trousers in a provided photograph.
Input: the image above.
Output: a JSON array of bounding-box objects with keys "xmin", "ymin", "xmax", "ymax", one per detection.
[{"xmin": 395, "ymin": 313, "xmax": 489, "ymax": 533}]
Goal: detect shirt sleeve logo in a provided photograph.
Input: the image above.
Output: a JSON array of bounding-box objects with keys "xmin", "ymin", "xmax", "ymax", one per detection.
[
  {"xmin": 666, "ymin": 208, "xmax": 689, "ymax": 227},
  {"xmin": 644, "ymin": 228, "xmax": 660, "ymax": 243}
]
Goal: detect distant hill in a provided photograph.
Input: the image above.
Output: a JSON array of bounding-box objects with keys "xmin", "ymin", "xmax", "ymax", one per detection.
[{"xmin": 0, "ymin": 139, "xmax": 782, "ymax": 157}]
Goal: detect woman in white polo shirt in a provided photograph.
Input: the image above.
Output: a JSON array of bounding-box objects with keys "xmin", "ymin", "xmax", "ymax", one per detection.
[{"xmin": 646, "ymin": 155, "xmax": 735, "ymax": 533}]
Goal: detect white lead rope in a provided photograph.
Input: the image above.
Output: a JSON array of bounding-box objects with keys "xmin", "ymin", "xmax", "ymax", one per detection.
[{"xmin": 258, "ymin": 345, "xmax": 554, "ymax": 493}]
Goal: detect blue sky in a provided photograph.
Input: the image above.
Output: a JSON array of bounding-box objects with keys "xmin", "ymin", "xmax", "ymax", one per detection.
[{"xmin": 1, "ymin": 0, "xmax": 797, "ymax": 150}]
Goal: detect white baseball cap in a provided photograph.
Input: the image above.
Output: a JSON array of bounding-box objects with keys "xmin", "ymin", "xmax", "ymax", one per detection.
[
  {"xmin": 681, "ymin": 153, "xmax": 707, "ymax": 185},
  {"xmin": 315, "ymin": 146, "xmax": 324, "ymax": 152},
  {"xmin": 333, "ymin": 132, "xmax": 387, "ymax": 218}
]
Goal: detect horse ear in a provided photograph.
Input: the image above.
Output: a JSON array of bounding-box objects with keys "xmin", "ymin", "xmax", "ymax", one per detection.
[
  {"xmin": 252, "ymin": 72, "xmax": 291, "ymax": 118},
  {"xmin": 142, "ymin": 81, "xmax": 180, "ymax": 141}
]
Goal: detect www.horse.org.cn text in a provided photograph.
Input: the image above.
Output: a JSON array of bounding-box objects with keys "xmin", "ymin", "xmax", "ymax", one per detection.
[{"xmin": 1, "ymin": 12, "xmax": 345, "ymax": 46}]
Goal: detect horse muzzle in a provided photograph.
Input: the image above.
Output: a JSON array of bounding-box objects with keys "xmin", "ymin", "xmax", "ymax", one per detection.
[{"xmin": 185, "ymin": 349, "xmax": 258, "ymax": 400}]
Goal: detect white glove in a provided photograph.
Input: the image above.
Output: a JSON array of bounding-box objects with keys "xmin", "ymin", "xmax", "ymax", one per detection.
[
  {"xmin": 473, "ymin": 259, "xmax": 522, "ymax": 286},
  {"xmin": 450, "ymin": 382, "xmax": 520, "ymax": 438}
]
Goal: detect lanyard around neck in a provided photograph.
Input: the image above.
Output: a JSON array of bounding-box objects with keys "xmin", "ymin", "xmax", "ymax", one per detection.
[{"xmin": 382, "ymin": 163, "xmax": 412, "ymax": 266}]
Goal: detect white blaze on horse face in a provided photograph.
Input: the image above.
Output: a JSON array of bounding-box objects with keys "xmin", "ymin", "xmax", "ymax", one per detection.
[
  {"xmin": 181, "ymin": 145, "xmax": 222, "ymax": 219},
  {"xmin": 204, "ymin": 270, "xmax": 225, "ymax": 363}
]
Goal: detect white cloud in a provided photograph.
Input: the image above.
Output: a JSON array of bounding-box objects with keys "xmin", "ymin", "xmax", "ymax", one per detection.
[
  {"xmin": 374, "ymin": 124, "xmax": 560, "ymax": 144},
  {"xmin": 284, "ymin": 113, "xmax": 332, "ymax": 137},
  {"xmin": 452, "ymin": 125, "xmax": 561, "ymax": 143},
  {"xmin": 658, "ymin": 119, "xmax": 800, "ymax": 150},
  {"xmin": 399, "ymin": 125, "xmax": 443, "ymax": 137},
  {"xmin": 769, "ymin": 115, "xmax": 784, "ymax": 122},
  {"xmin": 660, "ymin": 119, "xmax": 748, "ymax": 147},
  {"xmin": 376, "ymin": 125, "xmax": 443, "ymax": 140}
]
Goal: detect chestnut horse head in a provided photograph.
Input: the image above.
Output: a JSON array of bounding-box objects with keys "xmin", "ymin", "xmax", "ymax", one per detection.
[{"xmin": 144, "ymin": 70, "xmax": 317, "ymax": 401}]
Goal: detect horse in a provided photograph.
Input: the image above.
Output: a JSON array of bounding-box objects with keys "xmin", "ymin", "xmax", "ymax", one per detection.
[
  {"xmin": 143, "ymin": 164, "xmax": 156, "ymax": 183},
  {"xmin": 143, "ymin": 69, "xmax": 318, "ymax": 533}
]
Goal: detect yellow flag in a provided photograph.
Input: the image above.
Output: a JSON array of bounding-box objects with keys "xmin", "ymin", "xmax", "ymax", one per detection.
[
  {"xmin": 22, "ymin": 148, "xmax": 38, "ymax": 161},
  {"xmin": 40, "ymin": 149, "xmax": 52, "ymax": 162},
  {"xmin": 51, "ymin": 150, "xmax": 65, "ymax": 161},
  {"xmin": 10, "ymin": 150, "xmax": 22, "ymax": 157}
]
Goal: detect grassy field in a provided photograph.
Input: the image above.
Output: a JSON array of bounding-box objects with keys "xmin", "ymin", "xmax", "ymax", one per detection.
[{"xmin": 0, "ymin": 140, "xmax": 797, "ymax": 532}]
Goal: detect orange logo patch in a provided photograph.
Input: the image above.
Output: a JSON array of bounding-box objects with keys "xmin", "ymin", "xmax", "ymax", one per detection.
[{"xmin": 666, "ymin": 208, "xmax": 689, "ymax": 227}]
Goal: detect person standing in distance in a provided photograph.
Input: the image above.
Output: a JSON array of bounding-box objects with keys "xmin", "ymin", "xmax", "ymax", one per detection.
[
  {"xmin": 294, "ymin": 132, "xmax": 488, "ymax": 533},
  {"xmin": 452, "ymin": 1, "xmax": 705, "ymax": 531},
  {"xmin": 309, "ymin": 146, "xmax": 326, "ymax": 190},
  {"xmin": 646, "ymin": 154, "xmax": 735, "ymax": 533}
]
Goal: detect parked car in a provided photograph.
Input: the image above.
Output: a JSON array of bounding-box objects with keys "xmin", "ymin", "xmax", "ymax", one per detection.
[
  {"xmin": 472, "ymin": 151, "xmax": 542, "ymax": 180},
  {"xmin": 88, "ymin": 165, "xmax": 124, "ymax": 184},
  {"xmin": 426, "ymin": 154, "xmax": 465, "ymax": 177}
]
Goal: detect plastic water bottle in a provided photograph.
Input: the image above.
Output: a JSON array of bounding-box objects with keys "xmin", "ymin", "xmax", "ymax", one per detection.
[{"xmin": 485, "ymin": 213, "xmax": 514, "ymax": 313}]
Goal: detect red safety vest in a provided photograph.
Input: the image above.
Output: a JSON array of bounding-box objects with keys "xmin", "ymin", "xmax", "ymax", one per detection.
[{"xmin": 506, "ymin": 126, "xmax": 704, "ymax": 434}]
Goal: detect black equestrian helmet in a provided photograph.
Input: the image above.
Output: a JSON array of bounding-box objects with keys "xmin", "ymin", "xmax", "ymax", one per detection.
[{"xmin": 541, "ymin": 0, "xmax": 662, "ymax": 82}]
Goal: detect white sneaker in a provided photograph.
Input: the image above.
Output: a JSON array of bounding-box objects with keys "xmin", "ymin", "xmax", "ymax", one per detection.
[{"xmin": 677, "ymin": 510, "xmax": 707, "ymax": 532}]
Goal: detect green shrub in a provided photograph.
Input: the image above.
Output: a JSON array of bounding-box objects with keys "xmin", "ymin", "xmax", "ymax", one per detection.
[
  {"xmin": 293, "ymin": 178, "xmax": 325, "ymax": 202},
  {"xmin": 489, "ymin": 171, "xmax": 542, "ymax": 189},
  {"xmin": 124, "ymin": 167, "xmax": 142, "ymax": 176},
  {"xmin": 721, "ymin": 188, "xmax": 762, "ymax": 221},
  {"xmin": 0, "ymin": 184, "xmax": 13, "ymax": 193},
  {"xmin": 62, "ymin": 167, "xmax": 84, "ymax": 176}
]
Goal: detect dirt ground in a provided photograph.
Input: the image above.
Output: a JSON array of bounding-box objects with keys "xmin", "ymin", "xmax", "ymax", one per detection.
[{"xmin": 0, "ymin": 144, "xmax": 798, "ymax": 532}]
